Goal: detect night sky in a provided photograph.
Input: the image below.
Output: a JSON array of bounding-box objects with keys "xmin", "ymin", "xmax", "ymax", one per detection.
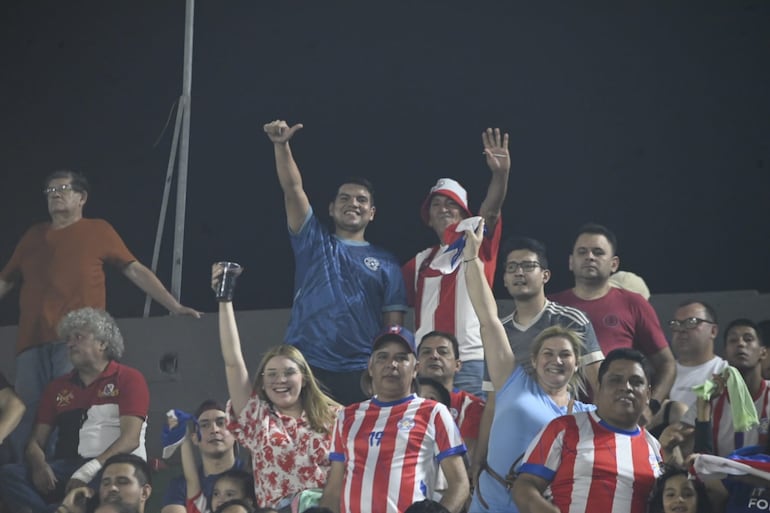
[{"xmin": 1, "ymin": 2, "xmax": 769, "ymax": 327}]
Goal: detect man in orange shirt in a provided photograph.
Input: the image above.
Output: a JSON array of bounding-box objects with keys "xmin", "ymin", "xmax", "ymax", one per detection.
[{"xmin": 0, "ymin": 169, "xmax": 200, "ymax": 461}]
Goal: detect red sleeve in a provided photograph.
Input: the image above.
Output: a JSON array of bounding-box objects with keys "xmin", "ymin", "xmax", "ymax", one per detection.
[
  {"xmin": 117, "ymin": 366, "xmax": 150, "ymax": 418},
  {"xmin": 0, "ymin": 226, "xmax": 36, "ymax": 282},
  {"xmin": 479, "ymin": 217, "xmax": 502, "ymax": 286},
  {"xmin": 459, "ymin": 397, "xmax": 485, "ymax": 440},
  {"xmin": 401, "ymin": 258, "xmax": 416, "ymax": 307}
]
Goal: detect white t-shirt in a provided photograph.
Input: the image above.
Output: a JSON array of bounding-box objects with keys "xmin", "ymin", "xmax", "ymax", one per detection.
[{"xmin": 671, "ymin": 356, "xmax": 729, "ymax": 407}]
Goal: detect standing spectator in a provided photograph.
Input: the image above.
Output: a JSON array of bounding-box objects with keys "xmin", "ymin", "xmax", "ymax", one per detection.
[
  {"xmin": 319, "ymin": 326, "xmax": 469, "ymax": 513},
  {"xmin": 462, "ymin": 221, "xmax": 596, "ymax": 513},
  {"xmin": 0, "ymin": 170, "xmax": 199, "ymax": 461},
  {"xmin": 403, "ymin": 128, "xmax": 511, "ymax": 397},
  {"xmin": 512, "ymin": 348, "xmax": 663, "ymax": 513},
  {"xmin": 550, "ymin": 222, "xmax": 676, "ymax": 423},
  {"xmin": 263, "ymin": 121, "xmax": 407, "ymax": 405},
  {"xmin": 213, "ymin": 264, "xmax": 340, "ymax": 510},
  {"xmin": 0, "ymin": 308, "xmax": 149, "ymax": 513}
]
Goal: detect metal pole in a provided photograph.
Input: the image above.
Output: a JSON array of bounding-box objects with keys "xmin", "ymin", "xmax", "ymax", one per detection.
[{"xmin": 171, "ymin": 0, "xmax": 195, "ymax": 299}]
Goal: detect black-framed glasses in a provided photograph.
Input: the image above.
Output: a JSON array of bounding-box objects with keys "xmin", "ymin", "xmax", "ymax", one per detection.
[
  {"xmin": 505, "ymin": 261, "xmax": 542, "ymax": 273},
  {"xmin": 262, "ymin": 368, "xmax": 300, "ymax": 382},
  {"xmin": 668, "ymin": 317, "xmax": 716, "ymax": 330},
  {"xmin": 43, "ymin": 183, "xmax": 76, "ymax": 196}
]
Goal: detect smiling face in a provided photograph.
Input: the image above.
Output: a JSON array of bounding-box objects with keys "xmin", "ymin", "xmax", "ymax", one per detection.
[
  {"xmin": 532, "ymin": 336, "xmax": 577, "ymax": 394},
  {"xmin": 194, "ymin": 409, "xmax": 235, "ymax": 459},
  {"xmin": 369, "ymin": 340, "xmax": 418, "ymax": 402},
  {"xmin": 261, "ymin": 355, "xmax": 305, "ymax": 415},
  {"xmin": 661, "ymin": 473, "xmax": 698, "ymax": 513},
  {"xmin": 328, "ymin": 183, "xmax": 375, "ymax": 236},
  {"xmin": 595, "ymin": 359, "xmax": 650, "ymax": 430},
  {"xmin": 503, "ymin": 249, "xmax": 550, "ymax": 301},
  {"xmin": 569, "ymin": 233, "xmax": 618, "ymax": 285},
  {"xmin": 427, "ymin": 194, "xmax": 466, "ymax": 239}
]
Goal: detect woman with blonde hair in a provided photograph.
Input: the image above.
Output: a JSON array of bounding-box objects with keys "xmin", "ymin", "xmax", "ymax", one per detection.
[
  {"xmin": 212, "ymin": 264, "xmax": 340, "ymax": 510},
  {"xmin": 462, "ymin": 221, "xmax": 596, "ymax": 513}
]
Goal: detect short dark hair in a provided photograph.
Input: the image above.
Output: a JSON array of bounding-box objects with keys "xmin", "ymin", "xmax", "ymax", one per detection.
[
  {"xmin": 404, "ymin": 499, "xmax": 451, "ymax": 513},
  {"xmin": 677, "ymin": 300, "xmax": 718, "ymax": 324},
  {"xmin": 100, "ymin": 453, "xmax": 152, "ymax": 487},
  {"xmin": 501, "ymin": 236, "xmax": 549, "ymax": 270},
  {"xmin": 416, "ymin": 376, "xmax": 451, "ymax": 408},
  {"xmin": 597, "ymin": 348, "xmax": 652, "ymax": 385},
  {"xmin": 724, "ymin": 318, "xmax": 760, "ymax": 345},
  {"xmin": 215, "ymin": 469, "xmax": 256, "ymax": 504},
  {"xmin": 333, "ymin": 176, "xmax": 375, "ymax": 205},
  {"xmin": 758, "ymin": 320, "xmax": 770, "ymax": 348},
  {"xmin": 195, "ymin": 399, "xmax": 226, "ymax": 419},
  {"xmin": 44, "ymin": 169, "xmax": 90, "ymax": 194},
  {"xmin": 216, "ymin": 499, "xmax": 256, "ymax": 513},
  {"xmin": 418, "ymin": 331, "xmax": 460, "ymax": 360},
  {"xmin": 573, "ymin": 222, "xmax": 618, "ymax": 255}
]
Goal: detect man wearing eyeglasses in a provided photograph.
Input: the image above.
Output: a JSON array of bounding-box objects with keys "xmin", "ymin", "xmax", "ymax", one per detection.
[
  {"xmin": 668, "ymin": 301, "xmax": 728, "ymax": 409},
  {"xmin": 0, "ymin": 169, "xmax": 200, "ymax": 462},
  {"xmin": 550, "ymin": 222, "xmax": 676, "ymax": 424},
  {"xmin": 402, "ymin": 128, "xmax": 511, "ymax": 398}
]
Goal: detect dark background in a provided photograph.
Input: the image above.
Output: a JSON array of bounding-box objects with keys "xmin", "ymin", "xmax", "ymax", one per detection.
[{"xmin": 1, "ymin": 1, "xmax": 769, "ymax": 327}]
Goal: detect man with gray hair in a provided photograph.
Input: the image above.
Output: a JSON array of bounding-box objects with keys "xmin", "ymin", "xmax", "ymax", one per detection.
[{"xmin": 0, "ymin": 307, "xmax": 149, "ymax": 513}]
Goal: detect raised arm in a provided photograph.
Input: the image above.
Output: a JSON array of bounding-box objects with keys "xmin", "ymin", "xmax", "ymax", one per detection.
[
  {"xmin": 477, "ymin": 128, "xmax": 511, "ymax": 233},
  {"xmin": 264, "ymin": 120, "xmax": 311, "ymax": 233},
  {"xmin": 463, "ymin": 219, "xmax": 514, "ymax": 390},
  {"xmin": 122, "ymin": 261, "xmax": 201, "ymax": 317},
  {"xmin": 212, "ymin": 263, "xmax": 253, "ymax": 415}
]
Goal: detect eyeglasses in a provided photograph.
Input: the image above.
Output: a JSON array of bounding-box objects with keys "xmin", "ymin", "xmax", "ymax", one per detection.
[
  {"xmin": 43, "ymin": 184, "xmax": 77, "ymax": 196},
  {"xmin": 262, "ymin": 368, "xmax": 300, "ymax": 381},
  {"xmin": 668, "ymin": 317, "xmax": 716, "ymax": 330},
  {"xmin": 505, "ymin": 261, "xmax": 542, "ymax": 273}
]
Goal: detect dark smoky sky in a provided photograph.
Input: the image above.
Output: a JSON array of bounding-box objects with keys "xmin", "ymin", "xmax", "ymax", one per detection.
[{"xmin": 1, "ymin": 1, "xmax": 769, "ymax": 326}]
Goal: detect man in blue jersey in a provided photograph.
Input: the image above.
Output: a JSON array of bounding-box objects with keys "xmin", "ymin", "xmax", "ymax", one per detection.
[{"xmin": 264, "ymin": 120, "xmax": 407, "ymax": 405}]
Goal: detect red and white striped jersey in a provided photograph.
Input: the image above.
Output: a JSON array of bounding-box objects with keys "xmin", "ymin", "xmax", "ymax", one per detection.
[
  {"xmin": 450, "ymin": 388, "xmax": 484, "ymax": 441},
  {"xmin": 330, "ymin": 394, "xmax": 466, "ymax": 513},
  {"xmin": 402, "ymin": 220, "xmax": 502, "ymax": 362},
  {"xmin": 518, "ymin": 410, "xmax": 662, "ymax": 513},
  {"xmin": 711, "ymin": 379, "xmax": 770, "ymax": 457}
]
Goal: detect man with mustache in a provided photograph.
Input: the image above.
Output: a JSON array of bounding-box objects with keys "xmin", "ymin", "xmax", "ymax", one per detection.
[{"xmin": 550, "ymin": 223, "xmax": 675, "ymax": 422}]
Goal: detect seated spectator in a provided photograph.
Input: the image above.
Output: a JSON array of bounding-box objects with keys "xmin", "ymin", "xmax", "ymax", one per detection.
[
  {"xmin": 57, "ymin": 453, "xmax": 153, "ymax": 513},
  {"xmin": 680, "ymin": 319, "xmax": 770, "ymax": 456},
  {"xmin": 463, "ymin": 219, "xmax": 595, "ymax": 513},
  {"xmin": 647, "ymin": 467, "xmax": 711, "ymax": 513},
  {"xmin": 416, "ymin": 331, "xmax": 485, "ymax": 460},
  {"xmin": 512, "ymin": 348, "xmax": 663, "ymax": 513},
  {"xmin": 0, "ymin": 308, "xmax": 148, "ymax": 513},
  {"xmin": 0, "ymin": 371, "xmax": 25, "ymax": 465},
  {"xmin": 212, "ymin": 264, "xmax": 340, "ymax": 510},
  {"xmin": 416, "ymin": 376, "xmax": 451, "ymax": 408},
  {"xmin": 161, "ymin": 400, "xmax": 245, "ymax": 513},
  {"xmin": 319, "ymin": 325, "xmax": 469, "ymax": 513}
]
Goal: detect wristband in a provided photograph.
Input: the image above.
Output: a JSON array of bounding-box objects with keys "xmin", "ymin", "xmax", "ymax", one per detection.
[{"xmin": 71, "ymin": 458, "xmax": 103, "ymax": 483}]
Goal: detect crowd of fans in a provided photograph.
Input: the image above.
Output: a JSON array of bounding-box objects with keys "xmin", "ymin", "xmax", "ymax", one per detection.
[{"xmin": 1, "ymin": 122, "xmax": 768, "ymax": 513}]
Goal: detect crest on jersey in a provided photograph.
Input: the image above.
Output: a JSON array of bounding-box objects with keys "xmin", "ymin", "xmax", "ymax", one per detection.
[
  {"xmin": 650, "ymin": 455, "xmax": 663, "ymax": 476},
  {"xmin": 98, "ymin": 383, "xmax": 119, "ymax": 398},
  {"xmin": 398, "ymin": 417, "xmax": 416, "ymax": 431},
  {"xmin": 56, "ymin": 389, "xmax": 74, "ymax": 408},
  {"xmin": 364, "ymin": 257, "xmax": 381, "ymax": 271},
  {"xmin": 450, "ymin": 407, "xmax": 459, "ymax": 420}
]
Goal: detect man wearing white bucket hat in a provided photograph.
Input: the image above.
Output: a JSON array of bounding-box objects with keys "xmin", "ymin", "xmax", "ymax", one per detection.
[{"xmin": 402, "ymin": 128, "xmax": 511, "ymax": 397}]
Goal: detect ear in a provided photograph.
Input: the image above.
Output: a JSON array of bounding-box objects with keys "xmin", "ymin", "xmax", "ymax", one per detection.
[
  {"xmin": 542, "ymin": 269, "xmax": 551, "ymax": 284},
  {"xmin": 759, "ymin": 346, "xmax": 767, "ymax": 362},
  {"xmin": 455, "ymin": 359, "xmax": 463, "ymax": 372},
  {"xmin": 141, "ymin": 484, "xmax": 152, "ymax": 501},
  {"xmin": 328, "ymin": 201, "xmax": 335, "ymax": 218},
  {"xmin": 368, "ymin": 205, "xmax": 376, "ymax": 221},
  {"xmin": 610, "ymin": 255, "xmax": 620, "ymax": 273},
  {"xmin": 568, "ymin": 254, "xmax": 574, "ymax": 272}
]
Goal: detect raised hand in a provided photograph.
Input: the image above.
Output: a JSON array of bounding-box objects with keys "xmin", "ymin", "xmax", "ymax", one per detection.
[
  {"xmin": 481, "ymin": 127, "xmax": 510, "ymax": 174},
  {"xmin": 264, "ymin": 119, "xmax": 304, "ymax": 144}
]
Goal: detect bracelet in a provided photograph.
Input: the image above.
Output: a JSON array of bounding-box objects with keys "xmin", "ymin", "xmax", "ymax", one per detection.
[{"xmin": 463, "ymin": 257, "xmax": 478, "ymax": 263}]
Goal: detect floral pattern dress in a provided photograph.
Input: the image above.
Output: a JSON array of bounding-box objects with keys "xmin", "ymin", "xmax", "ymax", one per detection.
[{"xmin": 227, "ymin": 393, "xmax": 337, "ymax": 508}]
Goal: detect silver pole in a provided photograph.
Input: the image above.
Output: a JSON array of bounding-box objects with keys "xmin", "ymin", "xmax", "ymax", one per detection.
[{"xmin": 171, "ymin": 0, "xmax": 195, "ymax": 299}]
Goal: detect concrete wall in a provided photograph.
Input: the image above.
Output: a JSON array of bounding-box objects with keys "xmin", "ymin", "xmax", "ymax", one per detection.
[{"xmin": 1, "ymin": 290, "xmax": 768, "ymax": 457}]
